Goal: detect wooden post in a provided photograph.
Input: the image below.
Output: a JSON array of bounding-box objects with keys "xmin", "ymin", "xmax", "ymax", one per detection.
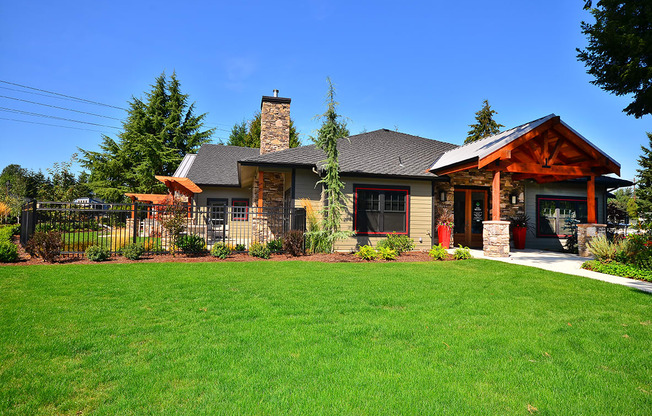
[
  {"xmin": 258, "ymin": 171, "xmax": 264, "ymax": 212},
  {"xmin": 492, "ymin": 170, "xmax": 501, "ymax": 221},
  {"xmin": 587, "ymin": 175, "xmax": 596, "ymax": 223}
]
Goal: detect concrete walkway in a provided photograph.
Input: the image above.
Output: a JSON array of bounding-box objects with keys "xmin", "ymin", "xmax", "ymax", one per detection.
[{"xmin": 466, "ymin": 248, "xmax": 652, "ymax": 294}]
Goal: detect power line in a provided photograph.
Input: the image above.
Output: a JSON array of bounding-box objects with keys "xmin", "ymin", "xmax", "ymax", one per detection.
[
  {"xmin": 0, "ymin": 116, "xmax": 115, "ymax": 134},
  {"xmin": 0, "ymin": 107, "xmax": 121, "ymax": 129},
  {"xmin": 0, "ymin": 95, "xmax": 123, "ymax": 121},
  {"xmin": 0, "ymin": 79, "xmax": 129, "ymax": 111}
]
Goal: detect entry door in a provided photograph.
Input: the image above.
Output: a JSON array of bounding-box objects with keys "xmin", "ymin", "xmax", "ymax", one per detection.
[{"xmin": 453, "ymin": 189, "xmax": 488, "ymax": 248}]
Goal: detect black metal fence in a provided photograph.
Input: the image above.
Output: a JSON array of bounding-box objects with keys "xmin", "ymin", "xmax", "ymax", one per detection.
[{"xmin": 21, "ymin": 201, "xmax": 306, "ymax": 256}]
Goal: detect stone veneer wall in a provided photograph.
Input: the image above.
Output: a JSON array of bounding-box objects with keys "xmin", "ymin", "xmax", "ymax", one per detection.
[
  {"xmin": 577, "ymin": 223, "xmax": 606, "ymax": 257},
  {"xmin": 251, "ymin": 170, "xmax": 286, "ymax": 242},
  {"xmin": 434, "ymin": 169, "xmax": 525, "ymax": 221},
  {"xmin": 260, "ymin": 99, "xmax": 291, "ymax": 155}
]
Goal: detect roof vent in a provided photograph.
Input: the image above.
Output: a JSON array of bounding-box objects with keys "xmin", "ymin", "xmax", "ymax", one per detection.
[{"xmin": 273, "ymin": 89, "xmax": 279, "ymax": 97}]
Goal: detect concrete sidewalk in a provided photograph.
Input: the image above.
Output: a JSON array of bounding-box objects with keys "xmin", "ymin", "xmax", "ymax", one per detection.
[{"xmin": 466, "ymin": 248, "xmax": 652, "ymax": 294}]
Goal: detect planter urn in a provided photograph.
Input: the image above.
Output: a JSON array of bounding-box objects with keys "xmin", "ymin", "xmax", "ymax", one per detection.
[
  {"xmin": 512, "ymin": 226, "xmax": 527, "ymax": 250},
  {"xmin": 437, "ymin": 225, "xmax": 451, "ymax": 249}
]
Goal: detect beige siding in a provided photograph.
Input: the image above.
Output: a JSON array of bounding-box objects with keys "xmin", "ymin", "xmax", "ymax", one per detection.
[
  {"xmin": 524, "ymin": 181, "xmax": 607, "ymax": 251},
  {"xmin": 194, "ymin": 186, "xmax": 252, "ymax": 206},
  {"xmin": 337, "ymin": 177, "xmax": 433, "ymax": 252},
  {"xmin": 293, "ymin": 168, "xmax": 323, "ymax": 211}
]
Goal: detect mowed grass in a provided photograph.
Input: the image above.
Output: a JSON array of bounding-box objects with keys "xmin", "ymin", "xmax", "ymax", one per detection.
[{"xmin": 0, "ymin": 261, "xmax": 650, "ymax": 415}]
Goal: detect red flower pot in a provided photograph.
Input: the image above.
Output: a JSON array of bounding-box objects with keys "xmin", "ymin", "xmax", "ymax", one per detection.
[
  {"xmin": 437, "ymin": 225, "xmax": 451, "ymax": 249},
  {"xmin": 512, "ymin": 226, "xmax": 527, "ymax": 250}
]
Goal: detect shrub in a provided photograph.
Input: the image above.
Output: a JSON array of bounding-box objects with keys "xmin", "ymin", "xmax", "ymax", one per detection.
[
  {"xmin": 377, "ymin": 233, "xmax": 415, "ymax": 254},
  {"xmin": 249, "ymin": 242, "xmax": 270, "ymax": 259},
  {"xmin": 377, "ymin": 246, "xmax": 398, "ymax": 260},
  {"xmin": 122, "ymin": 243, "xmax": 145, "ymax": 260},
  {"xmin": 25, "ymin": 231, "xmax": 62, "ymax": 263},
  {"xmin": 210, "ymin": 243, "xmax": 232, "ymax": 259},
  {"xmin": 283, "ymin": 230, "xmax": 304, "ymax": 257},
  {"xmin": 429, "ymin": 244, "xmax": 448, "ymax": 260},
  {"xmin": 355, "ymin": 245, "xmax": 377, "ymax": 260},
  {"xmin": 177, "ymin": 234, "xmax": 206, "ymax": 255},
  {"xmin": 85, "ymin": 245, "xmax": 110, "ymax": 262},
  {"xmin": 588, "ymin": 235, "xmax": 622, "ymax": 263},
  {"xmin": 234, "ymin": 243, "xmax": 246, "ymax": 252},
  {"xmin": 0, "ymin": 241, "xmax": 18, "ymax": 262},
  {"xmin": 453, "ymin": 245, "xmax": 472, "ymax": 260},
  {"xmin": 267, "ymin": 238, "xmax": 284, "ymax": 253}
]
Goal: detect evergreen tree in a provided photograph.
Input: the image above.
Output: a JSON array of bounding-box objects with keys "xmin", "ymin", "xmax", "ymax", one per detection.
[
  {"xmin": 577, "ymin": 0, "xmax": 652, "ymax": 118},
  {"xmin": 465, "ymin": 100, "xmax": 504, "ymax": 144},
  {"xmin": 313, "ymin": 77, "xmax": 351, "ymax": 251},
  {"xmin": 635, "ymin": 132, "xmax": 652, "ymax": 222},
  {"xmin": 79, "ymin": 72, "xmax": 213, "ymax": 201},
  {"xmin": 227, "ymin": 112, "xmax": 301, "ymax": 148}
]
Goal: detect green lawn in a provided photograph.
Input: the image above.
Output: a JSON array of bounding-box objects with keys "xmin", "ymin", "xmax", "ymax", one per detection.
[{"xmin": 0, "ymin": 260, "xmax": 650, "ymax": 415}]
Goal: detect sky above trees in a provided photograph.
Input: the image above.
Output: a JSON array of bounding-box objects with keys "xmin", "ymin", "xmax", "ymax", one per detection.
[{"xmin": 0, "ymin": 0, "xmax": 648, "ymax": 181}]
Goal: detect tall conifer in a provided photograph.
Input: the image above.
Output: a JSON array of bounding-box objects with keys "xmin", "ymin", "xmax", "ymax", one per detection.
[{"xmin": 465, "ymin": 100, "xmax": 503, "ymax": 144}]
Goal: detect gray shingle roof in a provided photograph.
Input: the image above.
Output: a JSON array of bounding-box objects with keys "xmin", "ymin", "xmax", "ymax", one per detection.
[
  {"xmin": 428, "ymin": 114, "xmax": 620, "ymax": 172},
  {"xmin": 185, "ymin": 144, "xmax": 259, "ymax": 186},
  {"xmin": 241, "ymin": 129, "xmax": 458, "ymax": 179}
]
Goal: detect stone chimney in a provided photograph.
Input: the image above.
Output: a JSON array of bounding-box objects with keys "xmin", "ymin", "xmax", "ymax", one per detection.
[{"xmin": 260, "ymin": 90, "xmax": 291, "ymax": 155}]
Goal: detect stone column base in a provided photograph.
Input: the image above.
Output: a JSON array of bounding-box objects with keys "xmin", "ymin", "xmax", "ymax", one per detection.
[
  {"xmin": 577, "ymin": 223, "xmax": 606, "ymax": 257},
  {"xmin": 483, "ymin": 221, "xmax": 510, "ymax": 257}
]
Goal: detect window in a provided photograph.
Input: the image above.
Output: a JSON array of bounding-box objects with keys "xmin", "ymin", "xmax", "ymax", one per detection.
[
  {"xmin": 354, "ymin": 186, "xmax": 409, "ymax": 235},
  {"xmin": 536, "ymin": 196, "xmax": 588, "ymax": 237},
  {"xmin": 232, "ymin": 199, "xmax": 249, "ymax": 221}
]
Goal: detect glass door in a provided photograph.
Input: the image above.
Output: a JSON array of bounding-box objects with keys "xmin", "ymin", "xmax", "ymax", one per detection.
[{"xmin": 453, "ymin": 189, "xmax": 488, "ymax": 248}]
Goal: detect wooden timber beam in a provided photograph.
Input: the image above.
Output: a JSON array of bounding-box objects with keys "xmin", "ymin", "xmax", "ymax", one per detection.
[
  {"xmin": 487, "ymin": 162, "xmax": 597, "ymax": 176},
  {"xmin": 431, "ymin": 159, "xmax": 478, "ymax": 176},
  {"xmin": 553, "ymin": 124, "xmax": 620, "ymax": 175},
  {"xmin": 587, "ymin": 175, "xmax": 596, "ymax": 223},
  {"xmin": 492, "ymin": 170, "xmax": 501, "ymax": 221},
  {"xmin": 477, "ymin": 116, "xmax": 560, "ymax": 168},
  {"xmin": 547, "ymin": 138, "xmax": 564, "ymax": 165}
]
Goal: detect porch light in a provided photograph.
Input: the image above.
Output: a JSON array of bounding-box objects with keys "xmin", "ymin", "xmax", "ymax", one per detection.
[
  {"xmin": 439, "ymin": 191, "xmax": 447, "ymax": 202},
  {"xmin": 511, "ymin": 194, "xmax": 518, "ymax": 204}
]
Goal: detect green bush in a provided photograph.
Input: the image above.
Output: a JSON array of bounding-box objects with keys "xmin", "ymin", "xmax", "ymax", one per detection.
[
  {"xmin": 582, "ymin": 260, "xmax": 652, "ymax": 282},
  {"xmin": 25, "ymin": 231, "xmax": 62, "ymax": 263},
  {"xmin": 177, "ymin": 234, "xmax": 206, "ymax": 255},
  {"xmin": 355, "ymin": 245, "xmax": 377, "ymax": 260},
  {"xmin": 588, "ymin": 235, "xmax": 622, "ymax": 262},
  {"xmin": 429, "ymin": 244, "xmax": 448, "ymax": 260},
  {"xmin": 210, "ymin": 243, "xmax": 232, "ymax": 259},
  {"xmin": 234, "ymin": 243, "xmax": 246, "ymax": 252},
  {"xmin": 122, "ymin": 243, "xmax": 145, "ymax": 260},
  {"xmin": 283, "ymin": 230, "xmax": 304, "ymax": 257},
  {"xmin": 267, "ymin": 238, "xmax": 284, "ymax": 253},
  {"xmin": 0, "ymin": 241, "xmax": 18, "ymax": 262},
  {"xmin": 249, "ymin": 242, "xmax": 271, "ymax": 259},
  {"xmin": 85, "ymin": 245, "xmax": 110, "ymax": 262},
  {"xmin": 377, "ymin": 246, "xmax": 397, "ymax": 260},
  {"xmin": 453, "ymin": 245, "xmax": 472, "ymax": 260},
  {"xmin": 377, "ymin": 233, "xmax": 415, "ymax": 254}
]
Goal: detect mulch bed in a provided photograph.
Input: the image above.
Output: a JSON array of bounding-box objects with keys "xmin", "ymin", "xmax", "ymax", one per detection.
[{"xmin": 2, "ymin": 238, "xmax": 452, "ymax": 266}]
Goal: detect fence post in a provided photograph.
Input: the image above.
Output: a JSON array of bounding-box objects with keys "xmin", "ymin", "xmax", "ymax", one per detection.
[{"xmin": 132, "ymin": 203, "xmax": 138, "ymax": 244}]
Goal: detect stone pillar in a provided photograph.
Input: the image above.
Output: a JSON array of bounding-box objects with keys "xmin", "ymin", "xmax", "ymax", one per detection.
[
  {"xmin": 260, "ymin": 94, "xmax": 291, "ymax": 155},
  {"xmin": 483, "ymin": 220, "xmax": 510, "ymax": 257},
  {"xmin": 577, "ymin": 223, "xmax": 606, "ymax": 257}
]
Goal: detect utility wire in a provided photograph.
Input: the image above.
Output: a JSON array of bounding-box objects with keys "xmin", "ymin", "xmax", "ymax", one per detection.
[
  {"xmin": 0, "ymin": 79, "xmax": 128, "ymax": 111},
  {"xmin": 0, "ymin": 95, "xmax": 123, "ymax": 121},
  {"xmin": 0, "ymin": 116, "xmax": 114, "ymax": 134},
  {"xmin": 0, "ymin": 107, "xmax": 121, "ymax": 129}
]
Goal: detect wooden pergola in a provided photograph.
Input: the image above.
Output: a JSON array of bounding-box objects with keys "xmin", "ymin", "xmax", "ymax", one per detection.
[{"xmin": 430, "ymin": 115, "xmax": 621, "ymax": 224}]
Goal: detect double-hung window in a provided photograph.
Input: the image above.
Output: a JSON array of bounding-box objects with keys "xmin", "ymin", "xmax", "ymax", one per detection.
[
  {"xmin": 354, "ymin": 186, "xmax": 409, "ymax": 235},
  {"xmin": 232, "ymin": 199, "xmax": 249, "ymax": 221},
  {"xmin": 537, "ymin": 196, "xmax": 588, "ymax": 237}
]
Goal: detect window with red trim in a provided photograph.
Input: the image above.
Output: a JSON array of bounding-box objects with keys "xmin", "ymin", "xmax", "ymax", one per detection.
[
  {"xmin": 354, "ymin": 186, "xmax": 409, "ymax": 235},
  {"xmin": 232, "ymin": 199, "xmax": 249, "ymax": 221},
  {"xmin": 537, "ymin": 196, "xmax": 587, "ymax": 237}
]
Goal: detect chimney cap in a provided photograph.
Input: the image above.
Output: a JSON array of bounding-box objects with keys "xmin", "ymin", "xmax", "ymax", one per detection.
[{"xmin": 261, "ymin": 94, "xmax": 291, "ymax": 107}]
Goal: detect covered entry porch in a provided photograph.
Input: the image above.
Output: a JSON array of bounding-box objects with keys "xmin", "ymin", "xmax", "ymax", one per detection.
[{"xmin": 429, "ymin": 114, "xmax": 621, "ymax": 257}]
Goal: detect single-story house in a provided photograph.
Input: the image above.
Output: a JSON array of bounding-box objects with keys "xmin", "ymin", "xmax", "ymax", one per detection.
[{"xmin": 151, "ymin": 91, "xmax": 631, "ymax": 256}]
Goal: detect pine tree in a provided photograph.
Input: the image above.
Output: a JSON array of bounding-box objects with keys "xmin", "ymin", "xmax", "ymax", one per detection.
[
  {"xmin": 635, "ymin": 132, "xmax": 652, "ymax": 222},
  {"xmin": 79, "ymin": 72, "xmax": 213, "ymax": 201},
  {"xmin": 313, "ymin": 77, "xmax": 351, "ymax": 251},
  {"xmin": 465, "ymin": 100, "xmax": 504, "ymax": 144},
  {"xmin": 227, "ymin": 112, "xmax": 301, "ymax": 148}
]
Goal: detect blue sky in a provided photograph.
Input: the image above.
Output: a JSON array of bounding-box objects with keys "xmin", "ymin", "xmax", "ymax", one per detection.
[{"xmin": 0, "ymin": 0, "xmax": 648, "ymax": 181}]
